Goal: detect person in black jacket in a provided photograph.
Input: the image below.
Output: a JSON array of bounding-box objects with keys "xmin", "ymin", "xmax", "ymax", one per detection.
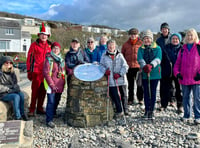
[
  {"xmin": 0, "ymin": 56, "xmax": 28, "ymax": 121},
  {"xmin": 156, "ymin": 22, "xmax": 172, "ymax": 111},
  {"xmin": 165, "ymin": 33, "xmax": 183, "ymax": 113}
]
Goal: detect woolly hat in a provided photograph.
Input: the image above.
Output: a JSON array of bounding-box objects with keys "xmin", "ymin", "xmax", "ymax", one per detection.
[
  {"xmin": 170, "ymin": 33, "xmax": 182, "ymax": 42},
  {"xmin": 0, "ymin": 56, "xmax": 13, "ymax": 68},
  {"xmin": 128, "ymin": 28, "xmax": 139, "ymax": 35},
  {"xmin": 51, "ymin": 42, "xmax": 61, "ymax": 49},
  {"xmin": 142, "ymin": 29, "xmax": 153, "ymax": 41},
  {"xmin": 71, "ymin": 38, "xmax": 79, "ymax": 43},
  {"xmin": 160, "ymin": 22, "xmax": 170, "ymax": 30},
  {"xmin": 38, "ymin": 22, "xmax": 50, "ymax": 37}
]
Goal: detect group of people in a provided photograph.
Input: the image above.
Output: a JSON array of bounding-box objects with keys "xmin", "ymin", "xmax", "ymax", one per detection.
[{"xmin": 1, "ymin": 22, "xmax": 200, "ymax": 128}]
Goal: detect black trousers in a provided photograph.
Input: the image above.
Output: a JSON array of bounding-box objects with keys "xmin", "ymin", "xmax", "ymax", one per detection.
[
  {"xmin": 171, "ymin": 75, "xmax": 183, "ymax": 108},
  {"xmin": 127, "ymin": 68, "xmax": 143, "ymax": 102},
  {"xmin": 160, "ymin": 76, "xmax": 182, "ymax": 108},
  {"xmin": 109, "ymin": 85, "xmax": 128, "ymax": 113}
]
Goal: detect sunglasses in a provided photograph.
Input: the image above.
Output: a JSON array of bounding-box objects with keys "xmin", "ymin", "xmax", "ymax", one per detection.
[
  {"xmin": 87, "ymin": 41, "xmax": 94, "ymax": 44},
  {"xmin": 4, "ymin": 61, "xmax": 12, "ymax": 65}
]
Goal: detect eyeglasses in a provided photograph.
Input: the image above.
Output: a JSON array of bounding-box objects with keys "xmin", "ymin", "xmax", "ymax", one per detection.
[
  {"xmin": 4, "ymin": 61, "xmax": 12, "ymax": 65},
  {"xmin": 87, "ymin": 41, "xmax": 94, "ymax": 44}
]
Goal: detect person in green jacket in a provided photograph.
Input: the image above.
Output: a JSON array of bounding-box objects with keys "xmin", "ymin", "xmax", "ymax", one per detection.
[{"xmin": 137, "ymin": 29, "xmax": 162, "ymax": 119}]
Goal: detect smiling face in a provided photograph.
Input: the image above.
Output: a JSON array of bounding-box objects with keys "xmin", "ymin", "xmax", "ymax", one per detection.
[
  {"xmin": 107, "ymin": 42, "xmax": 116, "ymax": 53},
  {"xmin": 100, "ymin": 36, "xmax": 107, "ymax": 45},
  {"xmin": 186, "ymin": 32, "xmax": 195, "ymax": 44},
  {"xmin": 143, "ymin": 36, "xmax": 152, "ymax": 46},
  {"xmin": 39, "ymin": 33, "xmax": 48, "ymax": 42},
  {"xmin": 52, "ymin": 46, "xmax": 61, "ymax": 55},
  {"xmin": 130, "ymin": 34, "xmax": 138, "ymax": 40},
  {"xmin": 171, "ymin": 35, "xmax": 180, "ymax": 45},
  {"xmin": 71, "ymin": 41, "xmax": 80, "ymax": 51},
  {"xmin": 161, "ymin": 27, "xmax": 169, "ymax": 37}
]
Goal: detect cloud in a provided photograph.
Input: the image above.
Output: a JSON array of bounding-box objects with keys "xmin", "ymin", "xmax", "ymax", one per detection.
[{"xmin": 35, "ymin": 0, "xmax": 200, "ymax": 32}]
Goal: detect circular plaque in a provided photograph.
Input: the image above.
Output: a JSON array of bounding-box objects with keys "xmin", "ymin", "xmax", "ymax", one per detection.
[{"xmin": 74, "ymin": 63, "xmax": 105, "ymax": 82}]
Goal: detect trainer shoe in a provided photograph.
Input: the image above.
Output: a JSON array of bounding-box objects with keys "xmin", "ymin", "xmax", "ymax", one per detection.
[
  {"xmin": 47, "ymin": 121, "xmax": 56, "ymax": 128},
  {"xmin": 194, "ymin": 119, "xmax": 200, "ymax": 125}
]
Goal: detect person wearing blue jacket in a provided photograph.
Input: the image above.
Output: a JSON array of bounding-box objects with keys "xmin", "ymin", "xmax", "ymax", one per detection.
[
  {"xmin": 84, "ymin": 37, "xmax": 98, "ymax": 63},
  {"xmin": 96, "ymin": 35, "xmax": 108, "ymax": 62},
  {"xmin": 137, "ymin": 30, "xmax": 162, "ymax": 119}
]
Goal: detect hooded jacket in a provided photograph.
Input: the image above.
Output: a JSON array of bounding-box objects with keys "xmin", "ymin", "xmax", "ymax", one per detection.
[{"xmin": 174, "ymin": 43, "xmax": 200, "ymax": 85}]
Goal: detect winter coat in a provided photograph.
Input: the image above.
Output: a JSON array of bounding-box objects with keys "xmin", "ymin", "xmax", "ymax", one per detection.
[
  {"xmin": 65, "ymin": 47, "xmax": 89, "ymax": 75},
  {"xmin": 137, "ymin": 42, "xmax": 162, "ymax": 80},
  {"xmin": 96, "ymin": 45, "xmax": 107, "ymax": 62},
  {"xmin": 121, "ymin": 38, "xmax": 143, "ymax": 68},
  {"xmin": 165, "ymin": 43, "xmax": 182, "ymax": 77},
  {"xmin": 100, "ymin": 50, "xmax": 129, "ymax": 87},
  {"xmin": 84, "ymin": 48, "xmax": 98, "ymax": 63},
  {"xmin": 0, "ymin": 71, "xmax": 20, "ymax": 98},
  {"xmin": 173, "ymin": 43, "xmax": 200, "ymax": 85},
  {"xmin": 26, "ymin": 39, "xmax": 51, "ymax": 73},
  {"xmin": 43, "ymin": 53, "xmax": 65, "ymax": 93}
]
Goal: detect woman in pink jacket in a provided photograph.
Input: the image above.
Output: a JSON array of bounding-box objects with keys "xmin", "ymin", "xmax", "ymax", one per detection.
[
  {"xmin": 43, "ymin": 42, "xmax": 65, "ymax": 128},
  {"xmin": 174, "ymin": 28, "xmax": 200, "ymax": 124}
]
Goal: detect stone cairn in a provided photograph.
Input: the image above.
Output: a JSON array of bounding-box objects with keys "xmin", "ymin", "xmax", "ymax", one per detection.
[{"xmin": 65, "ymin": 75, "xmax": 114, "ymax": 127}]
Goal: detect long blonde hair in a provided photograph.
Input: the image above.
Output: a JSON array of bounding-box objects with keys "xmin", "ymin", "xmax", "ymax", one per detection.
[{"xmin": 183, "ymin": 28, "xmax": 199, "ymax": 44}]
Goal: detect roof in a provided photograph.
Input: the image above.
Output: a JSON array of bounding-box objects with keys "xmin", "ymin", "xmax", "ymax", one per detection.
[{"xmin": 0, "ymin": 19, "xmax": 20, "ymax": 28}]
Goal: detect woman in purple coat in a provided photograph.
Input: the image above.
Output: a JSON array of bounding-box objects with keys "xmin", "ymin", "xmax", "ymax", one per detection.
[
  {"xmin": 174, "ymin": 28, "xmax": 200, "ymax": 124},
  {"xmin": 43, "ymin": 42, "xmax": 66, "ymax": 128}
]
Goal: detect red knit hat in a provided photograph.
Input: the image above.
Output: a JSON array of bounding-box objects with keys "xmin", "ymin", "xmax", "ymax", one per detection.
[
  {"xmin": 38, "ymin": 22, "xmax": 50, "ymax": 37},
  {"xmin": 51, "ymin": 42, "xmax": 61, "ymax": 49}
]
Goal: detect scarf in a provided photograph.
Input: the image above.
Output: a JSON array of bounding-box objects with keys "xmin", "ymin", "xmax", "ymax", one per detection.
[
  {"xmin": 50, "ymin": 51, "xmax": 65, "ymax": 69},
  {"xmin": 130, "ymin": 38, "xmax": 138, "ymax": 45}
]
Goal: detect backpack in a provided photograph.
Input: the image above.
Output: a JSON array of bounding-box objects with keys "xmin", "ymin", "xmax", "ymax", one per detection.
[{"xmin": 181, "ymin": 44, "xmax": 200, "ymax": 57}]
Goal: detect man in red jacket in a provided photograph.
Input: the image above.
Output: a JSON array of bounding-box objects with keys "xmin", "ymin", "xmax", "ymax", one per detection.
[
  {"xmin": 26, "ymin": 22, "xmax": 52, "ymax": 117},
  {"xmin": 121, "ymin": 28, "xmax": 143, "ymax": 105}
]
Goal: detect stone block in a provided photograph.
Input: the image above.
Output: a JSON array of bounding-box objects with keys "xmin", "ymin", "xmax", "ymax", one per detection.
[{"xmin": 0, "ymin": 120, "xmax": 33, "ymax": 148}]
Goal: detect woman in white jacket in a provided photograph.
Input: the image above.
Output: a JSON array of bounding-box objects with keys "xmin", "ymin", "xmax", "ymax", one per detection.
[{"xmin": 100, "ymin": 39, "xmax": 129, "ymax": 117}]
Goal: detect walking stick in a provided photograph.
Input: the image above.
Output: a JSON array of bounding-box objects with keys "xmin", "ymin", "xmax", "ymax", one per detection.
[
  {"xmin": 147, "ymin": 73, "xmax": 153, "ymax": 120},
  {"xmin": 116, "ymin": 79, "xmax": 127, "ymax": 126},
  {"xmin": 147, "ymin": 73, "xmax": 151, "ymax": 99},
  {"xmin": 106, "ymin": 76, "xmax": 110, "ymax": 122}
]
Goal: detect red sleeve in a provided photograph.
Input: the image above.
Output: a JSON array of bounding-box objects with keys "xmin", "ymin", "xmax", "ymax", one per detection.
[{"xmin": 26, "ymin": 43, "xmax": 34, "ymax": 72}]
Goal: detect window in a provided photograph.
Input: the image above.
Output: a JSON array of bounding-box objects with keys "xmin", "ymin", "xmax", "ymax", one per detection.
[
  {"xmin": 0, "ymin": 40, "xmax": 10, "ymax": 49},
  {"xmin": 23, "ymin": 45, "xmax": 27, "ymax": 51},
  {"xmin": 5, "ymin": 28, "xmax": 14, "ymax": 35},
  {"xmin": 26, "ymin": 20, "xmax": 33, "ymax": 25}
]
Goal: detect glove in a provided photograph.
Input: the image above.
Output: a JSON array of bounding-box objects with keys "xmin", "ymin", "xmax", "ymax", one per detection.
[
  {"xmin": 143, "ymin": 64, "xmax": 152, "ymax": 73},
  {"xmin": 13, "ymin": 84, "xmax": 20, "ymax": 92},
  {"xmin": 51, "ymin": 86, "xmax": 59, "ymax": 92},
  {"xmin": 68, "ymin": 69, "xmax": 73, "ymax": 76},
  {"xmin": 176, "ymin": 73, "xmax": 183, "ymax": 80},
  {"xmin": 194, "ymin": 73, "xmax": 200, "ymax": 81},
  {"xmin": 105, "ymin": 69, "xmax": 111, "ymax": 76},
  {"xmin": 114, "ymin": 73, "xmax": 121, "ymax": 79},
  {"xmin": 27, "ymin": 72, "xmax": 32, "ymax": 81}
]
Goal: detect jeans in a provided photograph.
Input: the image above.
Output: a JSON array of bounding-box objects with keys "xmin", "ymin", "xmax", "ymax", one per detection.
[
  {"xmin": 182, "ymin": 84, "xmax": 200, "ymax": 119},
  {"xmin": 142, "ymin": 79, "xmax": 159, "ymax": 112},
  {"xmin": 46, "ymin": 93, "xmax": 62, "ymax": 123},
  {"xmin": 1, "ymin": 92, "xmax": 25, "ymax": 119}
]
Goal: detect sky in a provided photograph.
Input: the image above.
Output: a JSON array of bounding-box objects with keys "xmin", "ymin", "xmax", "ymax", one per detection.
[{"xmin": 1, "ymin": 0, "xmax": 200, "ymax": 32}]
